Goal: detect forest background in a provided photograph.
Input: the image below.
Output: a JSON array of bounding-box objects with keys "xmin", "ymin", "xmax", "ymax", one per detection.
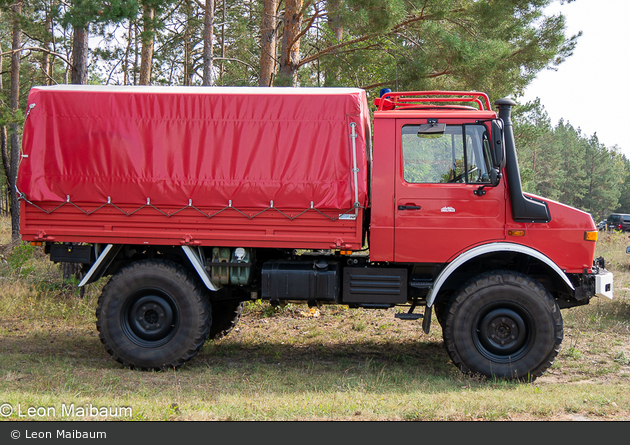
[{"xmin": 0, "ymin": 0, "xmax": 626, "ymax": 241}]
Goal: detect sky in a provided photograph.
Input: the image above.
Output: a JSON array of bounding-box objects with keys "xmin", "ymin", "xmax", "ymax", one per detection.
[{"xmin": 521, "ymin": 0, "xmax": 630, "ymax": 157}]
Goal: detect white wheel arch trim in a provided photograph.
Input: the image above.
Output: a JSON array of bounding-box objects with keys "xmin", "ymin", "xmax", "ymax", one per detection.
[
  {"xmin": 426, "ymin": 242, "xmax": 574, "ymax": 307},
  {"xmin": 182, "ymin": 245, "xmax": 220, "ymax": 291}
]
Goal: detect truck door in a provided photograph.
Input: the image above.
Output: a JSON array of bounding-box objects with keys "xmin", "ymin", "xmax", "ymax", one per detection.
[{"xmin": 394, "ymin": 119, "xmax": 506, "ymax": 263}]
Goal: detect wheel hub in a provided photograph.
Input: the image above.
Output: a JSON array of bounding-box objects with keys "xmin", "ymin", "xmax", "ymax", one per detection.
[
  {"xmin": 123, "ymin": 292, "xmax": 178, "ymax": 347},
  {"xmin": 475, "ymin": 306, "xmax": 532, "ymax": 362},
  {"xmin": 491, "ymin": 318, "xmax": 518, "ymax": 343}
]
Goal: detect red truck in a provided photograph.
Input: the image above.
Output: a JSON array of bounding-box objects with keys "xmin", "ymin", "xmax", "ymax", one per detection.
[{"xmin": 17, "ymin": 85, "xmax": 613, "ymax": 380}]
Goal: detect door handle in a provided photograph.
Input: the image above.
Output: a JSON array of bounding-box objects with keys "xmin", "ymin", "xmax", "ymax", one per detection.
[{"xmin": 398, "ymin": 205, "xmax": 422, "ymax": 210}]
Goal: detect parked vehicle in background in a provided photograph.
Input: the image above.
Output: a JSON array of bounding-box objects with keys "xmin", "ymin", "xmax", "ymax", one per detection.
[
  {"xmin": 597, "ymin": 220, "xmax": 607, "ymax": 231},
  {"xmin": 606, "ymin": 213, "xmax": 630, "ymax": 231},
  {"xmin": 606, "ymin": 213, "xmax": 625, "ymax": 231},
  {"xmin": 618, "ymin": 215, "xmax": 630, "ymax": 232}
]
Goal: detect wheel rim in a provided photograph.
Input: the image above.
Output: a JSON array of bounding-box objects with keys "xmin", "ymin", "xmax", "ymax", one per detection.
[
  {"xmin": 473, "ymin": 303, "xmax": 534, "ymax": 363},
  {"xmin": 121, "ymin": 289, "xmax": 179, "ymax": 348}
]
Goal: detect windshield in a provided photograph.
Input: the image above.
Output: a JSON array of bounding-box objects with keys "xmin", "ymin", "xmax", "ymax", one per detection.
[{"xmin": 402, "ymin": 124, "xmax": 493, "ymax": 184}]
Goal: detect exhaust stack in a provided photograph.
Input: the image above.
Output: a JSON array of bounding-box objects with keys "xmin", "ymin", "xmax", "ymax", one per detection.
[{"xmin": 495, "ymin": 98, "xmax": 550, "ymax": 223}]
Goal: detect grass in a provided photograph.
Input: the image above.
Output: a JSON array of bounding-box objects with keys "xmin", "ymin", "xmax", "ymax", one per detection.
[{"xmin": 0, "ymin": 222, "xmax": 629, "ymax": 421}]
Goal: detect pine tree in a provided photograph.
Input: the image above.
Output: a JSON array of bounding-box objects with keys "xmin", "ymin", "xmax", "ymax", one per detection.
[
  {"xmin": 202, "ymin": 0, "xmax": 214, "ymax": 85},
  {"xmin": 8, "ymin": 1, "xmax": 22, "ymax": 240},
  {"xmin": 259, "ymin": 0, "xmax": 278, "ymax": 86},
  {"xmin": 62, "ymin": 1, "xmax": 139, "ymax": 84},
  {"xmin": 582, "ymin": 135, "xmax": 623, "ymax": 219},
  {"xmin": 615, "ymin": 155, "xmax": 630, "ymax": 215}
]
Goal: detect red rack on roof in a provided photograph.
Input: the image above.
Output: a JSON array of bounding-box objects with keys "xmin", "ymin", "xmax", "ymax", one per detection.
[{"xmin": 374, "ymin": 90, "xmax": 492, "ymax": 112}]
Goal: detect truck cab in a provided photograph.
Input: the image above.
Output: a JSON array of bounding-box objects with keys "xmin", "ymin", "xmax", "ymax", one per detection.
[
  {"xmin": 371, "ymin": 91, "xmax": 506, "ymax": 264},
  {"xmin": 365, "ymin": 91, "xmax": 613, "ymax": 379},
  {"xmin": 370, "ymin": 91, "xmax": 608, "ymax": 306}
]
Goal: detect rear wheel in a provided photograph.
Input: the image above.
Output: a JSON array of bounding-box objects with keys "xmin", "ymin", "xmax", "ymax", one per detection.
[
  {"xmin": 208, "ymin": 300, "xmax": 244, "ymax": 340},
  {"xmin": 443, "ymin": 271, "xmax": 562, "ymax": 381},
  {"xmin": 96, "ymin": 259, "xmax": 211, "ymax": 370}
]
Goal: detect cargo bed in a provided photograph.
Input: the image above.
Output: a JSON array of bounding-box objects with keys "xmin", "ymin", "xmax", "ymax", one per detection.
[{"xmin": 18, "ymin": 86, "xmax": 370, "ymax": 249}]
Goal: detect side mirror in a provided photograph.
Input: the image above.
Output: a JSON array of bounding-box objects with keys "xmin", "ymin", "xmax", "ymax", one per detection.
[
  {"xmin": 491, "ymin": 119, "xmax": 506, "ymax": 168},
  {"xmin": 474, "ymin": 167, "xmax": 502, "ymax": 196}
]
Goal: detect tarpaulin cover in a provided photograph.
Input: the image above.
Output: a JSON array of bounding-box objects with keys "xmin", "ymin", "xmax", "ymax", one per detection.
[{"xmin": 17, "ymin": 85, "xmax": 370, "ymax": 211}]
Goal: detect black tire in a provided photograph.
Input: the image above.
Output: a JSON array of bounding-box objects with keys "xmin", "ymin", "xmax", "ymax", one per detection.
[
  {"xmin": 443, "ymin": 270, "xmax": 562, "ymax": 381},
  {"xmin": 95, "ymin": 259, "xmax": 211, "ymax": 370},
  {"xmin": 208, "ymin": 301, "xmax": 244, "ymax": 340},
  {"xmin": 433, "ymin": 301, "xmax": 449, "ymax": 328}
]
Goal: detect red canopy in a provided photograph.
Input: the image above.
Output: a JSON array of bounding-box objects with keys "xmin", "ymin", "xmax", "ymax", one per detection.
[{"xmin": 18, "ymin": 85, "xmax": 370, "ymax": 212}]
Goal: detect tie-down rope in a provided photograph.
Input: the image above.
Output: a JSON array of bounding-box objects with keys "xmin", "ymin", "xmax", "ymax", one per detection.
[{"xmin": 17, "ymin": 193, "xmax": 361, "ymax": 222}]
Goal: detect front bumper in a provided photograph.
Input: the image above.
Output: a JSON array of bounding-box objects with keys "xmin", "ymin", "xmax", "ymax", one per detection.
[{"xmin": 594, "ymin": 270, "xmax": 613, "ymax": 299}]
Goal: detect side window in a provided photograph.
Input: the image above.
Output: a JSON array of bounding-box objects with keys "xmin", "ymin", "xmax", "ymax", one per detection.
[
  {"xmin": 465, "ymin": 126, "xmax": 493, "ymax": 184},
  {"xmin": 402, "ymin": 125, "xmax": 464, "ymax": 183},
  {"xmin": 402, "ymin": 124, "xmax": 492, "ymax": 184}
]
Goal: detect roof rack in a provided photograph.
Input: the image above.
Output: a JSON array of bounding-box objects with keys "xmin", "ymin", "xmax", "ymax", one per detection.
[{"xmin": 374, "ymin": 91, "xmax": 491, "ymax": 112}]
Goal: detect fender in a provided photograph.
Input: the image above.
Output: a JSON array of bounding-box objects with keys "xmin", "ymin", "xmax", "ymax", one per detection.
[
  {"xmin": 181, "ymin": 246, "xmax": 220, "ymax": 292},
  {"xmin": 426, "ymin": 242, "xmax": 574, "ymax": 307},
  {"xmin": 79, "ymin": 244, "xmax": 220, "ymax": 292},
  {"xmin": 79, "ymin": 244, "xmax": 122, "ymax": 287}
]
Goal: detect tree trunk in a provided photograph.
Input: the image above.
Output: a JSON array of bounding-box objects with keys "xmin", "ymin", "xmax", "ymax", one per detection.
[
  {"xmin": 278, "ymin": 0, "xmax": 303, "ymax": 86},
  {"xmin": 0, "ymin": 10, "xmax": 8, "ymax": 211},
  {"xmin": 259, "ymin": 0, "xmax": 278, "ymax": 86},
  {"xmin": 220, "ymin": 0, "xmax": 225, "ymax": 84},
  {"xmin": 134, "ymin": 21, "xmax": 139, "ymax": 85},
  {"xmin": 123, "ymin": 21, "xmax": 132, "ymax": 85},
  {"xmin": 329, "ymin": 4, "xmax": 343, "ymax": 42},
  {"xmin": 324, "ymin": 0, "xmax": 343, "ymax": 86},
  {"xmin": 183, "ymin": 0, "xmax": 192, "ymax": 85},
  {"xmin": 202, "ymin": 0, "xmax": 215, "ymax": 86},
  {"xmin": 9, "ymin": 2, "xmax": 22, "ymax": 240},
  {"xmin": 71, "ymin": 27, "xmax": 89, "ymax": 84},
  {"xmin": 43, "ymin": 5, "xmax": 53, "ymax": 85},
  {"xmin": 139, "ymin": 5, "xmax": 155, "ymax": 85}
]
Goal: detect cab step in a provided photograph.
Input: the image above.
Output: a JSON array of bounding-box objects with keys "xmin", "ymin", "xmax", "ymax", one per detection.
[
  {"xmin": 395, "ymin": 312, "xmax": 423, "ymax": 320},
  {"xmin": 395, "ymin": 301, "xmax": 423, "ymax": 320}
]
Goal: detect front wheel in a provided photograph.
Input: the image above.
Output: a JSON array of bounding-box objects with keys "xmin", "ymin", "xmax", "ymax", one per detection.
[
  {"xmin": 96, "ymin": 259, "xmax": 212, "ymax": 370},
  {"xmin": 442, "ymin": 271, "xmax": 562, "ymax": 381}
]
